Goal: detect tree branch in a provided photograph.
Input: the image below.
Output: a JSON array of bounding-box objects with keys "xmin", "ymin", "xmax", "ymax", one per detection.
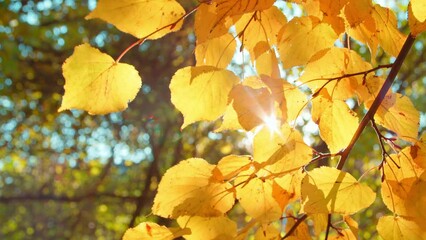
[{"xmin": 336, "ymin": 34, "xmax": 416, "ymax": 170}]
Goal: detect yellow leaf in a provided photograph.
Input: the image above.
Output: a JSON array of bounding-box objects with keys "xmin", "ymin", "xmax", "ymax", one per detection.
[
  {"xmin": 59, "ymin": 44, "xmax": 141, "ymax": 115},
  {"xmin": 152, "ymin": 158, "xmax": 235, "ymax": 218},
  {"xmin": 299, "ymin": 47, "xmax": 372, "ymax": 100},
  {"xmin": 312, "ymin": 94, "xmax": 359, "ymax": 153},
  {"xmin": 213, "ymin": 155, "xmax": 252, "ymax": 181},
  {"xmin": 311, "ymin": 214, "xmax": 328, "ymax": 236},
  {"xmin": 278, "ymin": 16, "xmax": 337, "ymax": 68},
  {"xmin": 348, "ymin": 4, "xmax": 406, "ymax": 58},
  {"xmin": 194, "ymin": 3, "xmax": 233, "ymax": 44},
  {"xmin": 301, "ymin": 167, "xmax": 376, "ymax": 214},
  {"xmin": 254, "ymin": 42, "xmax": 280, "ymax": 78},
  {"xmin": 343, "ymin": 0, "xmax": 373, "ymax": 27},
  {"xmin": 408, "ymin": 3, "xmax": 426, "ymax": 37},
  {"xmin": 282, "ymin": 83, "xmax": 308, "ymax": 123},
  {"xmin": 329, "ymin": 229, "xmax": 357, "ymax": 240},
  {"xmin": 86, "ymin": 0, "xmax": 185, "ymax": 39},
  {"xmin": 170, "ymin": 66, "xmax": 238, "ymax": 129},
  {"xmin": 236, "ymin": 178, "xmax": 283, "ymax": 222},
  {"xmin": 215, "ymin": 100, "xmax": 244, "ymax": 131},
  {"xmin": 274, "ymin": 170, "xmax": 305, "ymax": 202},
  {"xmin": 235, "ymin": 7, "xmax": 287, "ymax": 59},
  {"xmin": 230, "ymin": 84, "xmax": 275, "ymax": 131},
  {"xmin": 318, "ymin": 0, "xmax": 348, "ymax": 17},
  {"xmin": 253, "ymin": 124, "xmax": 312, "ymax": 169},
  {"xmin": 195, "ymin": 33, "xmax": 236, "ymax": 68},
  {"xmin": 122, "ymin": 222, "xmax": 178, "ymax": 240},
  {"xmin": 214, "ymin": 0, "xmax": 275, "ymax": 17},
  {"xmin": 411, "ymin": 135, "xmax": 426, "ymax": 168},
  {"xmin": 254, "ymin": 224, "xmax": 281, "ymax": 240},
  {"xmin": 177, "ymin": 216, "xmax": 237, "ymax": 240},
  {"xmin": 411, "ymin": 0, "xmax": 426, "ymax": 22},
  {"xmin": 377, "ymin": 216, "xmax": 426, "ymax": 240},
  {"xmin": 366, "ymin": 93, "xmax": 419, "ymax": 143}
]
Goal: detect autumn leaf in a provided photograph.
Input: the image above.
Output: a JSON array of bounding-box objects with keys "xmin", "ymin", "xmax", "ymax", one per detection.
[
  {"xmin": 86, "ymin": 0, "xmax": 185, "ymax": 39},
  {"xmin": 408, "ymin": 3, "xmax": 426, "ymax": 37},
  {"xmin": 177, "ymin": 216, "xmax": 237, "ymax": 240},
  {"xmin": 377, "ymin": 216, "xmax": 426, "ymax": 240},
  {"xmin": 236, "ymin": 178, "xmax": 283, "ymax": 222},
  {"xmin": 213, "ymin": 155, "xmax": 252, "ymax": 181},
  {"xmin": 152, "ymin": 158, "xmax": 235, "ymax": 219},
  {"xmin": 301, "ymin": 167, "xmax": 376, "ymax": 214},
  {"xmin": 195, "ymin": 33, "xmax": 236, "ymax": 68},
  {"xmin": 366, "ymin": 92, "xmax": 419, "ymax": 143},
  {"xmin": 170, "ymin": 66, "xmax": 238, "ymax": 128},
  {"xmin": 312, "ymin": 93, "xmax": 358, "ymax": 153},
  {"xmin": 278, "ymin": 16, "xmax": 337, "ymax": 68},
  {"xmin": 59, "ymin": 44, "xmax": 141, "ymax": 115},
  {"xmin": 299, "ymin": 47, "xmax": 372, "ymax": 100},
  {"xmin": 254, "ymin": 224, "xmax": 281, "ymax": 240},
  {"xmin": 411, "ymin": 0, "xmax": 426, "ymax": 22},
  {"xmin": 122, "ymin": 222, "xmax": 189, "ymax": 240}
]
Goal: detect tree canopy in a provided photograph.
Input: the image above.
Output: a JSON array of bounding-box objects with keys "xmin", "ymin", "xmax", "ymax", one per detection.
[{"xmin": 1, "ymin": 0, "xmax": 426, "ymax": 239}]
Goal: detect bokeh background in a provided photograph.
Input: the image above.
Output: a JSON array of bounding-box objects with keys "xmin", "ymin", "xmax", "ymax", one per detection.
[{"xmin": 0, "ymin": 0, "xmax": 425, "ymax": 239}]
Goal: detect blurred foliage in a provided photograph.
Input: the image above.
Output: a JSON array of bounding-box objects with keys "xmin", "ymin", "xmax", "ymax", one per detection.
[{"xmin": 0, "ymin": 0, "xmax": 425, "ymax": 239}]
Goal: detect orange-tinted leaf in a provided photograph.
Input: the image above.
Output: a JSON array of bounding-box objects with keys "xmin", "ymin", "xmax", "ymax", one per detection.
[
  {"xmin": 230, "ymin": 84, "xmax": 275, "ymax": 131},
  {"xmin": 285, "ymin": 216, "xmax": 312, "ymax": 240},
  {"xmin": 411, "ymin": 0, "xmax": 426, "ymax": 22},
  {"xmin": 254, "ymin": 224, "xmax": 281, "ymax": 240},
  {"xmin": 170, "ymin": 66, "xmax": 238, "ymax": 128},
  {"xmin": 177, "ymin": 216, "xmax": 237, "ymax": 240},
  {"xmin": 278, "ymin": 16, "xmax": 337, "ymax": 68},
  {"xmin": 59, "ymin": 44, "xmax": 141, "ymax": 115},
  {"xmin": 86, "ymin": 0, "xmax": 185, "ymax": 39},
  {"xmin": 152, "ymin": 158, "xmax": 235, "ymax": 218},
  {"xmin": 301, "ymin": 167, "xmax": 376, "ymax": 214},
  {"xmin": 366, "ymin": 93, "xmax": 419, "ymax": 143},
  {"xmin": 377, "ymin": 216, "xmax": 426, "ymax": 240},
  {"xmin": 299, "ymin": 47, "xmax": 372, "ymax": 100}
]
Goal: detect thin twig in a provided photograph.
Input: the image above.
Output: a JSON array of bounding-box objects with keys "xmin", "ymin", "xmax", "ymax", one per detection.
[
  {"xmin": 325, "ymin": 214, "xmax": 332, "ymax": 240},
  {"xmin": 282, "ymin": 214, "xmax": 308, "ymax": 239}
]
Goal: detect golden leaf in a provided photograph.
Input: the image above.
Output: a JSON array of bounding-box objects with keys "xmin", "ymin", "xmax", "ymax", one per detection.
[
  {"xmin": 177, "ymin": 216, "xmax": 237, "ymax": 240},
  {"xmin": 122, "ymin": 222, "xmax": 186, "ymax": 240},
  {"xmin": 377, "ymin": 216, "xmax": 426, "ymax": 240},
  {"xmin": 59, "ymin": 44, "xmax": 141, "ymax": 115},
  {"xmin": 152, "ymin": 158, "xmax": 235, "ymax": 218},
  {"xmin": 411, "ymin": 0, "xmax": 426, "ymax": 22},
  {"xmin": 86, "ymin": 0, "xmax": 185, "ymax": 39},
  {"xmin": 195, "ymin": 33, "xmax": 236, "ymax": 68},
  {"xmin": 278, "ymin": 16, "xmax": 337, "ymax": 68},
  {"xmin": 301, "ymin": 167, "xmax": 376, "ymax": 214},
  {"xmin": 170, "ymin": 66, "xmax": 238, "ymax": 129},
  {"xmin": 408, "ymin": 3, "xmax": 426, "ymax": 37}
]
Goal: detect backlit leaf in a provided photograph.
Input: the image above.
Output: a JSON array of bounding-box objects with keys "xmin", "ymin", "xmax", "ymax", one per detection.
[
  {"xmin": 152, "ymin": 158, "xmax": 235, "ymax": 218},
  {"xmin": 195, "ymin": 33, "xmax": 236, "ymax": 68},
  {"xmin": 59, "ymin": 44, "xmax": 141, "ymax": 115},
  {"xmin": 254, "ymin": 224, "xmax": 281, "ymax": 240},
  {"xmin": 301, "ymin": 167, "xmax": 376, "ymax": 214},
  {"xmin": 122, "ymin": 222, "xmax": 185, "ymax": 240},
  {"xmin": 408, "ymin": 3, "xmax": 426, "ymax": 37},
  {"xmin": 411, "ymin": 0, "xmax": 426, "ymax": 22},
  {"xmin": 86, "ymin": 0, "xmax": 185, "ymax": 39},
  {"xmin": 177, "ymin": 216, "xmax": 237, "ymax": 240},
  {"xmin": 312, "ymin": 94, "xmax": 358, "ymax": 153},
  {"xmin": 299, "ymin": 47, "xmax": 372, "ymax": 100},
  {"xmin": 213, "ymin": 155, "xmax": 252, "ymax": 181},
  {"xmin": 170, "ymin": 66, "xmax": 238, "ymax": 128},
  {"xmin": 366, "ymin": 93, "xmax": 419, "ymax": 143},
  {"xmin": 377, "ymin": 216, "xmax": 426, "ymax": 240},
  {"xmin": 278, "ymin": 16, "xmax": 337, "ymax": 68}
]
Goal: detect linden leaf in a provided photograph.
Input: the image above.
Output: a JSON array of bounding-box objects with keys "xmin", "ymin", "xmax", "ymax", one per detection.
[
  {"xmin": 236, "ymin": 178, "xmax": 283, "ymax": 222},
  {"xmin": 301, "ymin": 167, "xmax": 376, "ymax": 214},
  {"xmin": 59, "ymin": 44, "xmax": 141, "ymax": 115},
  {"xmin": 285, "ymin": 217, "xmax": 312, "ymax": 240},
  {"xmin": 86, "ymin": 0, "xmax": 185, "ymax": 39},
  {"xmin": 230, "ymin": 84, "xmax": 275, "ymax": 131},
  {"xmin": 214, "ymin": 0, "xmax": 275, "ymax": 17},
  {"xmin": 170, "ymin": 66, "xmax": 238, "ymax": 129},
  {"xmin": 312, "ymin": 94, "xmax": 358, "ymax": 153},
  {"xmin": 195, "ymin": 33, "xmax": 236, "ymax": 68},
  {"xmin": 254, "ymin": 224, "xmax": 281, "ymax": 240},
  {"xmin": 329, "ymin": 229, "xmax": 357, "ymax": 240},
  {"xmin": 213, "ymin": 155, "xmax": 252, "ymax": 181},
  {"xmin": 123, "ymin": 222, "xmax": 189, "ymax": 240},
  {"xmin": 177, "ymin": 216, "xmax": 237, "ymax": 240},
  {"xmin": 411, "ymin": 135, "xmax": 426, "ymax": 168},
  {"xmin": 366, "ymin": 93, "xmax": 420, "ymax": 142},
  {"xmin": 215, "ymin": 101, "xmax": 244, "ymax": 131},
  {"xmin": 152, "ymin": 158, "xmax": 235, "ymax": 219},
  {"xmin": 194, "ymin": 3, "xmax": 233, "ymax": 44},
  {"xmin": 277, "ymin": 16, "xmax": 337, "ymax": 68},
  {"xmin": 344, "ymin": 0, "xmax": 373, "ymax": 27},
  {"xmin": 377, "ymin": 216, "xmax": 426, "ymax": 240},
  {"xmin": 299, "ymin": 47, "xmax": 372, "ymax": 100},
  {"xmin": 408, "ymin": 3, "xmax": 426, "ymax": 37},
  {"xmin": 411, "ymin": 0, "xmax": 426, "ymax": 22}
]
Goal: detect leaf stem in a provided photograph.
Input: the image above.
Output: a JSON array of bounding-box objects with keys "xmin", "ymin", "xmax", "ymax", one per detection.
[
  {"xmin": 115, "ymin": 4, "xmax": 199, "ymax": 62},
  {"xmin": 336, "ymin": 34, "xmax": 416, "ymax": 170}
]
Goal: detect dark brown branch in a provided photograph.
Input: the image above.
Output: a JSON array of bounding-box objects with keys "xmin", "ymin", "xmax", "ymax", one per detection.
[
  {"xmin": 336, "ymin": 34, "xmax": 416, "ymax": 170},
  {"xmin": 282, "ymin": 214, "xmax": 308, "ymax": 239},
  {"xmin": 325, "ymin": 214, "xmax": 332, "ymax": 240}
]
